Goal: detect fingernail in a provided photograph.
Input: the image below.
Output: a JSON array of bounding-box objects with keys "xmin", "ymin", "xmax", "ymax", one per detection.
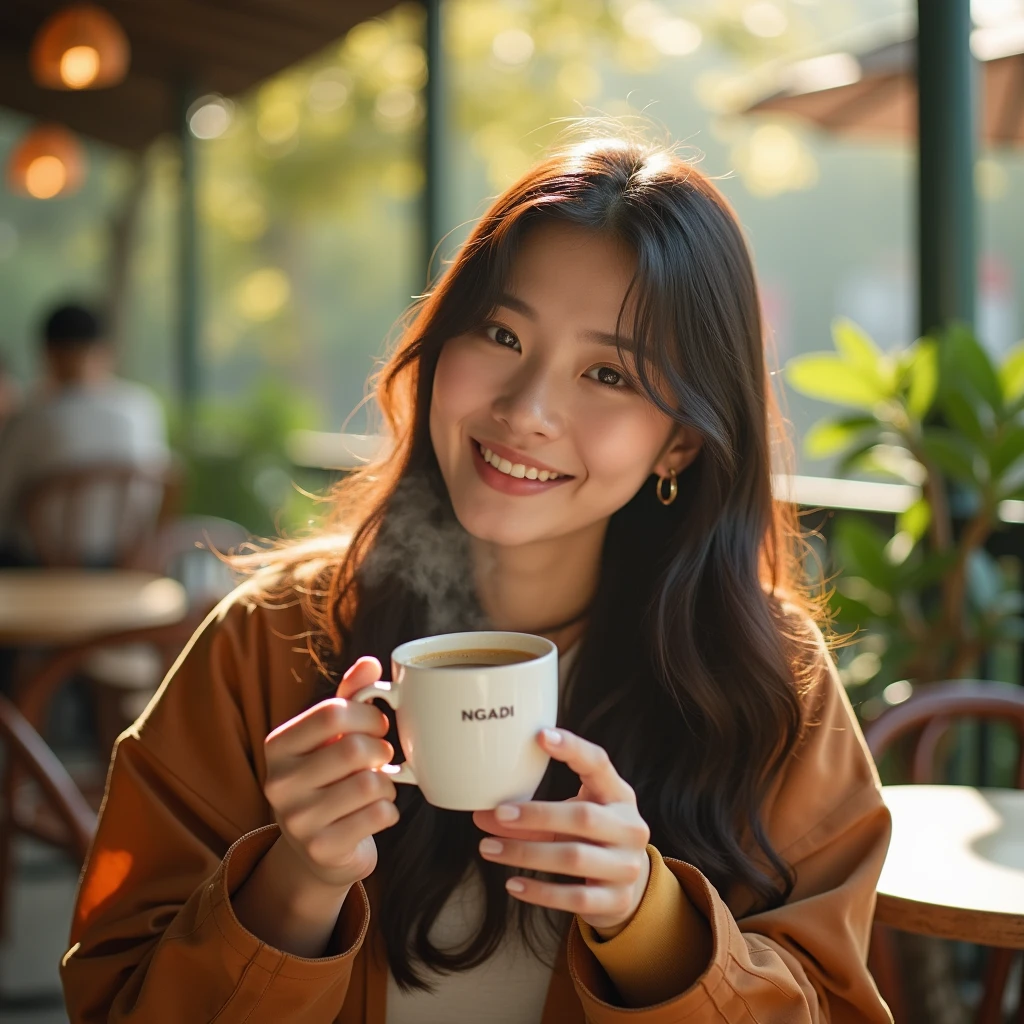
[
  {"xmin": 479, "ymin": 839, "xmax": 503, "ymax": 855},
  {"xmin": 495, "ymin": 804, "xmax": 520, "ymax": 821},
  {"xmin": 542, "ymin": 728, "xmax": 562, "ymax": 745},
  {"xmin": 506, "ymin": 879, "xmax": 525, "ymax": 893}
]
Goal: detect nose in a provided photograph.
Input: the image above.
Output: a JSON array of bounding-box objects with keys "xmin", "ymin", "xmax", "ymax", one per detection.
[{"xmin": 490, "ymin": 357, "xmax": 565, "ymax": 441}]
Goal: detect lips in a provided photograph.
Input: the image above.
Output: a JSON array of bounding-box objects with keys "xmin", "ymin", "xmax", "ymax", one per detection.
[
  {"xmin": 469, "ymin": 438, "xmax": 573, "ymax": 495},
  {"xmin": 475, "ymin": 442, "xmax": 567, "ymax": 481}
]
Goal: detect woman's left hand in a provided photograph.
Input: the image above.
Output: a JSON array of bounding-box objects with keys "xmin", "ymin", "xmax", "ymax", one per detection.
[{"xmin": 472, "ymin": 727, "xmax": 651, "ymax": 937}]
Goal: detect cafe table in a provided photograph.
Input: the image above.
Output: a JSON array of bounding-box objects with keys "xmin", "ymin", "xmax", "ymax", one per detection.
[
  {"xmin": 0, "ymin": 568, "xmax": 190, "ymax": 732},
  {"xmin": 874, "ymin": 784, "xmax": 1024, "ymax": 1023},
  {"xmin": 0, "ymin": 568, "xmax": 188, "ymax": 647},
  {"xmin": 876, "ymin": 785, "xmax": 1024, "ymax": 946}
]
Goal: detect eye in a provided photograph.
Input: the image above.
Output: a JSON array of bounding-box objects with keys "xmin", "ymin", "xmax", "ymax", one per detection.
[
  {"xmin": 484, "ymin": 324, "xmax": 521, "ymax": 352},
  {"xmin": 585, "ymin": 364, "xmax": 628, "ymax": 388}
]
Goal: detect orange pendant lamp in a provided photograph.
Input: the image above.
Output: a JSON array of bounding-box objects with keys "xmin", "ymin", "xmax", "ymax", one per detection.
[
  {"xmin": 30, "ymin": 4, "xmax": 130, "ymax": 90},
  {"xmin": 7, "ymin": 125, "xmax": 87, "ymax": 199}
]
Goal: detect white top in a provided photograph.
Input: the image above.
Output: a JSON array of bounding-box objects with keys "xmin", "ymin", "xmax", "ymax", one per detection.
[
  {"xmin": 385, "ymin": 642, "xmax": 579, "ymax": 1024},
  {"xmin": 0, "ymin": 378, "xmax": 168, "ymax": 559}
]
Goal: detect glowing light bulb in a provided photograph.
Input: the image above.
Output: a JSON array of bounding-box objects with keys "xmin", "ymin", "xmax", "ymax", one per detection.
[
  {"xmin": 25, "ymin": 155, "xmax": 67, "ymax": 198},
  {"xmin": 60, "ymin": 45, "xmax": 101, "ymax": 88}
]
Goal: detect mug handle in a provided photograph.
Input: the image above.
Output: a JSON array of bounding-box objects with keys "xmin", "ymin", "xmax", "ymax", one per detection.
[{"xmin": 350, "ymin": 681, "xmax": 418, "ymax": 786}]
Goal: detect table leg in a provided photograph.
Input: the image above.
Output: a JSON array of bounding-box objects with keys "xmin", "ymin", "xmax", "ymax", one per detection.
[{"xmin": 976, "ymin": 947, "xmax": 1014, "ymax": 1024}]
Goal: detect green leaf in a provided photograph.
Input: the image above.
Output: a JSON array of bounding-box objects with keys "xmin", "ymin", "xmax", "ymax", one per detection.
[
  {"xmin": 1000, "ymin": 343, "xmax": 1024, "ymax": 403},
  {"xmin": 938, "ymin": 390, "xmax": 986, "ymax": 446},
  {"xmin": 897, "ymin": 496, "xmax": 931, "ymax": 544},
  {"xmin": 785, "ymin": 355, "xmax": 885, "ymax": 410},
  {"xmin": 803, "ymin": 417, "xmax": 878, "ymax": 459},
  {"xmin": 902, "ymin": 549, "xmax": 960, "ymax": 590},
  {"xmin": 905, "ymin": 339, "xmax": 939, "ymax": 420},
  {"xmin": 943, "ymin": 323, "xmax": 1004, "ymax": 413},
  {"xmin": 832, "ymin": 318, "xmax": 892, "ymax": 392},
  {"xmin": 828, "ymin": 592, "xmax": 878, "ymax": 629},
  {"xmin": 921, "ymin": 428, "xmax": 978, "ymax": 484},
  {"xmin": 833, "ymin": 516, "xmax": 894, "ymax": 589},
  {"xmin": 989, "ymin": 424, "xmax": 1024, "ymax": 479}
]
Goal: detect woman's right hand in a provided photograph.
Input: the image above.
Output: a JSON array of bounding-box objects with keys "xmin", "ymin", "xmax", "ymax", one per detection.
[{"xmin": 261, "ymin": 656, "xmax": 399, "ymax": 891}]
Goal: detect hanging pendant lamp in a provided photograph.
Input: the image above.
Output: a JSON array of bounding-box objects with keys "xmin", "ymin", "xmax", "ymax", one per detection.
[
  {"xmin": 30, "ymin": 4, "xmax": 130, "ymax": 90},
  {"xmin": 7, "ymin": 125, "xmax": 88, "ymax": 199}
]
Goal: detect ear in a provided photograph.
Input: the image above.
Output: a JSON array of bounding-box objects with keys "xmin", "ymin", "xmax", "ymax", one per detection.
[{"xmin": 652, "ymin": 426, "xmax": 702, "ymax": 478}]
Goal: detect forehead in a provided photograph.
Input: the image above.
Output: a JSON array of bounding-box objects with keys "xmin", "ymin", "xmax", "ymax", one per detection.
[{"xmin": 505, "ymin": 221, "xmax": 637, "ymax": 326}]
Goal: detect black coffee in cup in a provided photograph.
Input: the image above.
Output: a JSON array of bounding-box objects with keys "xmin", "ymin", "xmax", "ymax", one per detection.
[{"xmin": 411, "ymin": 648, "xmax": 538, "ymax": 670}]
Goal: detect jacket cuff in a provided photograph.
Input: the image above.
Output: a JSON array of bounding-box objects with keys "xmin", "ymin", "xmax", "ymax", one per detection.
[
  {"xmin": 214, "ymin": 824, "xmax": 371, "ymax": 978},
  {"xmin": 573, "ymin": 846, "xmax": 714, "ymax": 1010}
]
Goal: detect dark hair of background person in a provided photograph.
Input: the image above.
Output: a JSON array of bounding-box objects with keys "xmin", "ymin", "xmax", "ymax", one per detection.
[
  {"xmin": 238, "ymin": 133, "xmax": 826, "ymax": 991},
  {"xmin": 41, "ymin": 303, "xmax": 104, "ymax": 350}
]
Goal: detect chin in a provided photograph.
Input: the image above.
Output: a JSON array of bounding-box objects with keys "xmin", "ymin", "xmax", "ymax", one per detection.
[{"xmin": 449, "ymin": 498, "xmax": 546, "ymax": 549}]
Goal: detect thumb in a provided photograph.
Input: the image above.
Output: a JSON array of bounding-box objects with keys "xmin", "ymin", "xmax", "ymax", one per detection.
[{"xmin": 336, "ymin": 656, "xmax": 384, "ymax": 700}]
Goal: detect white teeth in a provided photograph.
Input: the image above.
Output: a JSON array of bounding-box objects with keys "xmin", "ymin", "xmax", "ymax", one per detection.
[{"xmin": 477, "ymin": 442, "xmax": 562, "ymax": 481}]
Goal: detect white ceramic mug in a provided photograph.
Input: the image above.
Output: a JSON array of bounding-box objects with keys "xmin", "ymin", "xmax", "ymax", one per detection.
[{"xmin": 351, "ymin": 631, "xmax": 558, "ymax": 811}]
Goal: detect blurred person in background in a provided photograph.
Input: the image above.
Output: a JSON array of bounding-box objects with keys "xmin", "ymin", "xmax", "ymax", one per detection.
[{"xmin": 0, "ymin": 302, "xmax": 169, "ymax": 567}]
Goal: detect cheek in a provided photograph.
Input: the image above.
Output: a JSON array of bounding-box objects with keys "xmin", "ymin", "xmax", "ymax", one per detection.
[
  {"xmin": 575, "ymin": 402, "xmax": 670, "ymax": 488},
  {"xmin": 431, "ymin": 338, "xmax": 497, "ymax": 433}
]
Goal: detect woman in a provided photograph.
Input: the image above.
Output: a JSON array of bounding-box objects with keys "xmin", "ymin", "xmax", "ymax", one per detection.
[{"xmin": 61, "ymin": 135, "xmax": 892, "ymax": 1023}]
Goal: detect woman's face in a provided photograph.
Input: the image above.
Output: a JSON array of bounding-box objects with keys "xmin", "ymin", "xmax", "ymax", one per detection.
[{"xmin": 429, "ymin": 221, "xmax": 701, "ymax": 550}]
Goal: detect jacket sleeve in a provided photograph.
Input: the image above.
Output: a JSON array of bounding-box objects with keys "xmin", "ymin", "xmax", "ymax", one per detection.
[
  {"xmin": 60, "ymin": 591, "xmax": 370, "ymax": 1023},
  {"xmin": 568, "ymin": 644, "xmax": 894, "ymax": 1024}
]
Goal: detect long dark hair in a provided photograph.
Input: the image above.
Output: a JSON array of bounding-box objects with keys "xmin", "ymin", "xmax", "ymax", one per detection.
[{"xmin": 247, "ymin": 134, "xmax": 824, "ymax": 990}]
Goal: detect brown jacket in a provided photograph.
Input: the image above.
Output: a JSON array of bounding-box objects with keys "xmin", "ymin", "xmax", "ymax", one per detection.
[{"xmin": 61, "ymin": 582, "xmax": 893, "ymax": 1023}]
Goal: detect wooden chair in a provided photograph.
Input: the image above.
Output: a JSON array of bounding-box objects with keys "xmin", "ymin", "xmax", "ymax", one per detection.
[
  {"xmin": 129, "ymin": 513, "xmax": 250, "ymax": 608},
  {"xmin": 0, "ymin": 616, "xmax": 204, "ymax": 936},
  {"xmin": 864, "ymin": 681, "xmax": 1024, "ymax": 1024},
  {"xmin": 0, "ymin": 693, "xmax": 96, "ymax": 939},
  {"xmin": 16, "ymin": 460, "xmax": 178, "ymax": 568}
]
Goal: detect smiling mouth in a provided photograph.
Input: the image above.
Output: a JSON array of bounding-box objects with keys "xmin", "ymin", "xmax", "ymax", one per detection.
[{"xmin": 474, "ymin": 441, "xmax": 570, "ymax": 481}]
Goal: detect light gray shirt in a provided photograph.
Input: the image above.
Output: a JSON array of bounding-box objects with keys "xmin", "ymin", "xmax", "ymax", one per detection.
[{"xmin": 0, "ymin": 378, "xmax": 168, "ymax": 559}]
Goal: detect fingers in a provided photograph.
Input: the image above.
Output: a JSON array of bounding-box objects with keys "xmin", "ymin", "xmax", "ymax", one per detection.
[
  {"xmin": 481, "ymin": 800, "xmax": 649, "ymax": 849},
  {"xmin": 273, "ymin": 731, "xmax": 395, "ymax": 792},
  {"xmin": 472, "ymin": 808, "xmax": 557, "ymax": 844},
  {"xmin": 538, "ymin": 728, "xmax": 634, "ymax": 805},
  {"xmin": 266, "ymin": 697, "xmax": 389, "ymax": 759},
  {"xmin": 281, "ymin": 768, "xmax": 398, "ymax": 840},
  {"xmin": 336, "ymin": 656, "xmax": 383, "ymax": 699},
  {"xmin": 478, "ymin": 837, "xmax": 645, "ymax": 885},
  {"xmin": 302, "ymin": 800, "xmax": 401, "ymax": 869},
  {"xmin": 498, "ymin": 876, "xmax": 642, "ymax": 921}
]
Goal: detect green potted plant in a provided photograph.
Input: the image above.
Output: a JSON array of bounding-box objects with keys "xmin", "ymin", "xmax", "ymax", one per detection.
[{"xmin": 786, "ymin": 320, "xmax": 1024, "ymax": 707}]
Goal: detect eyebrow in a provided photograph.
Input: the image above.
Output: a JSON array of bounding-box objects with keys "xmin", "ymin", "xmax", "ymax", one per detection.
[{"xmin": 496, "ymin": 292, "xmax": 636, "ymax": 352}]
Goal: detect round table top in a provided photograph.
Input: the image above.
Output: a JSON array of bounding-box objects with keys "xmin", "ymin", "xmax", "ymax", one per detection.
[
  {"xmin": 876, "ymin": 785, "xmax": 1024, "ymax": 948},
  {"xmin": 0, "ymin": 569, "xmax": 189, "ymax": 645}
]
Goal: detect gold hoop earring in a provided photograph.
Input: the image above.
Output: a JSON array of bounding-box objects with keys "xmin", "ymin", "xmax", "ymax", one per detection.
[{"xmin": 656, "ymin": 468, "xmax": 678, "ymax": 506}]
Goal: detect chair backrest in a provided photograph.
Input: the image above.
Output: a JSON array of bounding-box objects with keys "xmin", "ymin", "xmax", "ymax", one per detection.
[
  {"xmin": 863, "ymin": 680, "xmax": 1024, "ymax": 787},
  {"xmin": 0, "ymin": 694, "xmax": 95, "ymax": 861},
  {"xmin": 17, "ymin": 461, "xmax": 170, "ymax": 568},
  {"xmin": 130, "ymin": 514, "xmax": 250, "ymax": 610}
]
